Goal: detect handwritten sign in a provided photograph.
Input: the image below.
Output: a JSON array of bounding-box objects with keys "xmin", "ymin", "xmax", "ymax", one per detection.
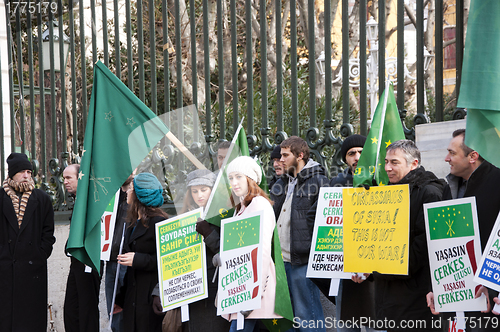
[
  {"xmin": 474, "ymin": 210, "xmax": 500, "ymax": 292},
  {"xmin": 100, "ymin": 189, "xmax": 120, "ymax": 261},
  {"xmin": 217, "ymin": 211, "xmax": 263, "ymax": 315},
  {"xmin": 424, "ymin": 197, "xmax": 486, "ymax": 312},
  {"xmin": 307, "ymin": 187, "xmax": 351, "ymax": 279},
  {"xmin": 155, "ymin": 208, "xmax": 208, "ymax": 311},
  {"xmin": 342, "ymin": 185, "xmax": 410, "ymax": 275}
]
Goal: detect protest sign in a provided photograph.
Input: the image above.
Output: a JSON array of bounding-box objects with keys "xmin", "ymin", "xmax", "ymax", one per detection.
[
  {"xmin": 100, "ymin": 190, "xmax": 120, "ymax": 261},
  {"xmin": 217, "ymin": 211, "xmax": 263, "ymax": 315},
  {"xmin": 155, "ymin": 208, "xmax": 208, "ymax": 311},
  {"xmin": 474, "ymin": 210, "xmax": 500, "ymax": 292},
  {"xmin": 424, "ymin": 197, "xmax": 486, "ymax": 312},
  {"xmin": 307, "ymin": 187, "xmax": 351, "ymax": 279},
  {"xmin": 342, "ymin": 185, "xmax": 410, "ymax": 275}
]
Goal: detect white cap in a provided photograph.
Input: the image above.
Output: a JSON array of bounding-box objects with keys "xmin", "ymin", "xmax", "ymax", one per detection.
[{"xmin": 226, "ymin": 156, "xmax": 262, "ymax": 185}]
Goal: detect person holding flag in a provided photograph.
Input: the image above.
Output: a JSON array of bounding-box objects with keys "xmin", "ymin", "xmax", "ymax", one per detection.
[
  {"xmin": 223, "ymin": 156, "xmax": 282, "ymax": 332},
  {"xmin": 115, "ymin": 173, "xmax": 168, "ymax": 332}
]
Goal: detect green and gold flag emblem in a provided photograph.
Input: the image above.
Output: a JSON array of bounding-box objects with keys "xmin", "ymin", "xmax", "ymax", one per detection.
[
  {"xmin": 223, "ymin": 215, "xmax": 260, "ymax": 251},
  {"xmin": 427, "ymin": 204, "xmax": 475, "ymax": 240}
]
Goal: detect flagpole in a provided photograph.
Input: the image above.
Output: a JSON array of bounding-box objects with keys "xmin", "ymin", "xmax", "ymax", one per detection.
[
  {"xmin": 165, "ymin": 132, "xmax": 206, "ymax": 170},
  {"xmin": 202, "ymin": 118, "xmax": 245, "ymax": 219},
  {"xmin": 109, "ymin": 225, "xmax": 126, "ymax": 328},
  {"xmin": 373, "ymin": 79, "xmax": 391, "ymax": 183}
]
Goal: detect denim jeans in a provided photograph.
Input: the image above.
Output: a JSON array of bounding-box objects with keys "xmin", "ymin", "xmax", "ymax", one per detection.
[
  {"xmin": 284, "ymin": 262, "xmax": 326, "ymax": 332},
  {"xmin": 105, "ymin": 261, "xmax": 127, "ymax": 332},
  {"xmin": 336, "ymin": 280, "xmax": 382, "ymax": 332},
  {"xmin": 229, "ymin": 318, "xmax": 258, "ymax": 332}
]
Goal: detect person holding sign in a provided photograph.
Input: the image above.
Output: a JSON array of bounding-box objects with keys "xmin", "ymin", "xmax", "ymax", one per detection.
[
  {"xmin": 224, "ymin": 156, "xmax": 281, "ymax": 332},
  {"xmin": 115, "ymin": 173, "xmax": 168, "ymax": 332},
  {"xmin": 309, "ymin": 134, "xmax": 379, "ymax": 332},
  {"xmin": 426, "ymin": 129, "xmax": 500, "ymax": 331},
  {"xmin": 271, "ymin": 136, "xmax": 329, "ymax": 332},
  {"xmin": 153, "ymin": 169, "xmax": 230, "ymax": 332},
  {"xmin": 369, "ymin": 140, "xmax": 445, "ymax": 331}
]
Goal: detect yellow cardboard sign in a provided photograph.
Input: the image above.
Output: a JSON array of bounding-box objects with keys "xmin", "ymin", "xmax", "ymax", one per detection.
[{"xmin": 342, "ymin": 184, "xmax": 410, "ymax": 275}]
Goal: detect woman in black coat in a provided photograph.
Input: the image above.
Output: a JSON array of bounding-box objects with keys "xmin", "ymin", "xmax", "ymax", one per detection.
[{"xmin": 116, "ymin": 172, "xmax": 168, "ymax": 332}]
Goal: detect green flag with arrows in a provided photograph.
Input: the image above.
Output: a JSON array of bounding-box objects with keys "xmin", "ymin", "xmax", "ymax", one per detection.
[
  {"xmin": 457, "ymin": 0, "xmax": 500, "ymax": 168},
  {"xmin": 66, "ymin": 61, "xmax": 170, "ymax": 274},
  {"xmin": 353, "ymin": 83, "xmax": 405, "ymax": 187}
]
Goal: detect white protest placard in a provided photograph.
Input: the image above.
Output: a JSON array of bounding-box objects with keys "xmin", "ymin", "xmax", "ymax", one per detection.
[
  {"xmin": 217, "ymin": 211, "xmax": 263, "ymax": 315},
  {"xmin": 424, "ymin": 197, "xmax": 487, "ymax": 312},
  {"xmin": 307, "ymin": 187, "xmax": 351, "ymax": 279},
  {"xmin": 155, "ymin": 208, "xmax": 208, "ymax": 311},
  {"xmin": 100, "ymin": 189, "xmax": 120, "ymax": 261},
  {"xmin": 474, "ymin": 210, "xmax": 500, "ymax": 291}
]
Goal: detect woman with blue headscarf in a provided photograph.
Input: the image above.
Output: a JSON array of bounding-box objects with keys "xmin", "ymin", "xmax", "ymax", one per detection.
[{"xmin": 116, "ymin": 172, "xmax": 168, "ymax": 332}]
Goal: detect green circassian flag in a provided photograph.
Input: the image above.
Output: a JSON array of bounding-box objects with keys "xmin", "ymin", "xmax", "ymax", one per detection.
[
  {"xmin": 457, "ymin": 0, "xmax": 500, "ymax": 168},
  {"xmin": 427, "ymin": 204, "xmax": 475, "ymax": 240},
  {"xmin": 223, "ymin": 216, "xmax": 260, "ymax": 251},
  {"xmin": 66, "ymin": 61, "xmax": 170, "ymax": 274},
  {"xmin": 353, "ymin": 83, "xmax": 405, "ymax": 187},
  {"xmin": 203, "ymin": 122, "xmax": 249, "ymax": 227}
]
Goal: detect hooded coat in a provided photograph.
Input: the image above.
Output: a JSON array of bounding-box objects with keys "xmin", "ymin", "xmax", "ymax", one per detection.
[
  {"xmin": 0, "ymin": 188, "xmax": 55, "ymax": 332},
  {"xmin": 373, "ymin": 167, "xmax": 445, "ymax": 332},
  {"xmin": 270, "ymin": 160, "xmax": 329, "ymax": 265}
]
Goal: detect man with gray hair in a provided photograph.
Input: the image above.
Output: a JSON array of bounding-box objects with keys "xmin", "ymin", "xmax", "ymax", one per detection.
[{"xmin": 368, "ymin": 140, "xmax": 446, "ymax": 331}]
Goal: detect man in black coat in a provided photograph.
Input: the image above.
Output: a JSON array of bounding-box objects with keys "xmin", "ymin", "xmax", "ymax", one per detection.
[
  {"xmin": 270, "ymin": 136, "xmax": 330, "ymax": 331},
  {"xmin": 371, "ymin": 140, "xmax": 445, "ymax": 332},
  {"xmin": 63, "ymin": 164, "xmax": 103, "ymax": 332},
  {"xmin": 426, "ymin": 129, "xmax": 500, "ymax": 332},
  {"xmin": 0, "ymin": 152, "xmax": 56, "ymax": 331}
]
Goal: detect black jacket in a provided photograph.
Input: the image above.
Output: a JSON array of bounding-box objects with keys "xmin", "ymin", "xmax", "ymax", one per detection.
[
  {"xmin": 373, "ymin": 167, "xmax": 445, "ymax": 331},
  {"xmin": 443, "ymin": 160, "xmax": 500, "ymax": 250},
  {"xmin": 118, "ymin": 215, "xmax": 166, "ymax": 332},
  {"xmin": 0, "ymin": 189, "xmax": 55, "ymax": 332},
  {"xmin": 270, "ymin": 160, "xmax": 329, "ymax": 265},
  {"xmin": 443, "ymin": 160, "xmax": 500, "ymax": 329},
  {"xmin": 330, "ymin": 167, "xmax": 354, "ymax": 187}
]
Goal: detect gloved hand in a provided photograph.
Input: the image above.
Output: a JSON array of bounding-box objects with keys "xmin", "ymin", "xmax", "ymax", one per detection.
[
  {"xmin": 212, "ymin": 253, "xmax": 221, "ymax": 267},
  {"xmin": 240, "ymin": 310, "xmax": 253, "ymax": 318},
  {"xmin": 152, "ymin": 295, "xmax": 163, "ymax": 315},
  {"xmin": 196, "ymin": 218, "xmax": 213, "ymax": 238}
]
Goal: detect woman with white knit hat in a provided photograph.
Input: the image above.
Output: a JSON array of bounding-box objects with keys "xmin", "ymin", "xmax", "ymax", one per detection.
[{"xmin": 224, "ymin": 156, "xmax": 282, "ymax": 332}]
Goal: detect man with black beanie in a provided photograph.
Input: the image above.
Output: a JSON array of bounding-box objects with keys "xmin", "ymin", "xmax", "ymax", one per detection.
[
  {"xmin": 0, "ymin": 153, "xmax": 55, "ymax": 331},
  {"xmin": 269, "ymin": 145, "xmax": 285, "ymax": 190},
  {"xmin": 335, "ymin": 134, "xmax": 366, "ymax": 187}
]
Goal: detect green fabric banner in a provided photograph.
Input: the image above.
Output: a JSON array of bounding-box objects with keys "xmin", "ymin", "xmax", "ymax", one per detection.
[
  {"xmin": 353, "ymin": 84, "xmax": 405, "ymax": 187},
  {"xmin": 66, "ymin": 61, "xmax": 170, "ymax": 274},
  {"xmin": 261, "ymin": 226, "xmax": 294, "ymax": 332},
  {"xmin": 458, "ymin": 0, "xmax": 500, "ymax": 168}
]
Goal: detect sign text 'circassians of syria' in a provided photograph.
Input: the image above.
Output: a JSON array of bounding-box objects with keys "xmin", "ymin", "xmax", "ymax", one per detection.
[{"xmin": 342, "ymin": 184, "xmax": 410, "ymax": 275}]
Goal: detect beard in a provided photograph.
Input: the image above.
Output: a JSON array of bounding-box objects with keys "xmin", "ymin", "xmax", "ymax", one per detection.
[{"xmin": 286, "ymin": 158, "xmax": 299, "ymax": 176}]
